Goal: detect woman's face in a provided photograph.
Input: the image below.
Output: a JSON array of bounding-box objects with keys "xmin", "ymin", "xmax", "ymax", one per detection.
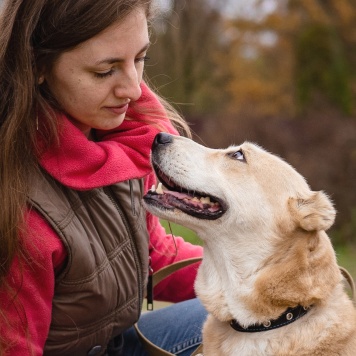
[{"xmin": 44, "ymin": 7, "xmax": 149, "ymax": 137}]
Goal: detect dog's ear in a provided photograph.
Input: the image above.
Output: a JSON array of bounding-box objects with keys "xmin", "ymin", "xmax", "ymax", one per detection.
[{"xmin": 288, "ymin": 191, "xmax": 336, "ymax": 232}]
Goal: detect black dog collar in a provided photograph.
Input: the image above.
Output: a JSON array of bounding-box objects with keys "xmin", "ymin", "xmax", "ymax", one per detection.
[{"xmin": 230, "ymin": 305, "xmax": 311, "ymax": 333}]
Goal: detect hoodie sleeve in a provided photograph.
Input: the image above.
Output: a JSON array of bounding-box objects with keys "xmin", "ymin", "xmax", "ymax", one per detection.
[
  {"xmin": 0, "ymin": 210, "xmax": 66, "ymax": 356},
  {"xmin": 145, "ymin": 172, "xmax": 203, "ymax": 303}
]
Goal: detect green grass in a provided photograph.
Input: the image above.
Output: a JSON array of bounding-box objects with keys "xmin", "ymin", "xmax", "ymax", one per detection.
[
  {"xmin": 335, "ymin": 244, "xmax": 356, "ymax": 280},
  {"xmin": 160, "ymin": 220, "xmax": 202, "ymax": 246}
]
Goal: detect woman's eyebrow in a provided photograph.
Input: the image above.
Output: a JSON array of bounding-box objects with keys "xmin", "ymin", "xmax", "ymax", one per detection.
[{"xmin": 94, "ymin": 42, "xmax": 151, "ymax": 65}]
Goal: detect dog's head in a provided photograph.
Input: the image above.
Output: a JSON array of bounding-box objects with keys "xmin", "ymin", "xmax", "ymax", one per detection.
[{"xmin": 143, "ymin": 133, "xmax": 335, "ymax": 239}]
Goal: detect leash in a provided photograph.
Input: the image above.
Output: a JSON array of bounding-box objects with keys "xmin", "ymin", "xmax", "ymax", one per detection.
[
  {"xmin": 134, "ymin": 257, "xmax": 203, "ymax": 356},
  {"xmin": 340, "ymin": 266, "xmax": 356, "ymax": 302}
]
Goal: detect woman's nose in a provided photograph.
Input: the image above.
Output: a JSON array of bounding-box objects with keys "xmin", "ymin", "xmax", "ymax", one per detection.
[{"xmin": 114, "ymin": 65, "xmax": 142, "ymax": 101}]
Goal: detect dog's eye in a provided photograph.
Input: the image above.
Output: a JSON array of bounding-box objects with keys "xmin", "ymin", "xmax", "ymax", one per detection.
[{"xmin": 230, "ymin": 150, "xmax": 246, "ymax": 162}]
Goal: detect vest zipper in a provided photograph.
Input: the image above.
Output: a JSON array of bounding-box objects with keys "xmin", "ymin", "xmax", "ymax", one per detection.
[
  {"xmin": 129, "ymin": 180, "xmax": 137, "ymax": 216},
  {"xmin": 103, "ymin": 186, "xmax": 143, "ymax": 320}
]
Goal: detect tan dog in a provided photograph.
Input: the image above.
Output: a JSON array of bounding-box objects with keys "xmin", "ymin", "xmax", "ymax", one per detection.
[{"xmin": 143, "ymin": 133, "xmax": 356, "ymax": 356}]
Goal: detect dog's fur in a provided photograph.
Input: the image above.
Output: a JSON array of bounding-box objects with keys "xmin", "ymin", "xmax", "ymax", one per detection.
[{"xmin": 144, "ymin": 134, "xmax": 356, "ymax": 356}]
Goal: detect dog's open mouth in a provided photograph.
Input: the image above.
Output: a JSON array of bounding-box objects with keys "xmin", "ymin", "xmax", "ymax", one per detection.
[{"xmin": 143, "ymin": 165, "xmax": 227, "ymax": 220}]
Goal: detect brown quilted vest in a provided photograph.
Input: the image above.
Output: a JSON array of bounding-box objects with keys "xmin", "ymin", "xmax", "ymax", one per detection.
[{"xmin": 28, "ymin": 172, "xmax": 149, "ymax": 356}]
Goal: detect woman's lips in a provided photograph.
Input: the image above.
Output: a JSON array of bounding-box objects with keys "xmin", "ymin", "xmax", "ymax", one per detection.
[{"xmin": 105, "ymin": 103, "xmax": 129, "ymax": 115}]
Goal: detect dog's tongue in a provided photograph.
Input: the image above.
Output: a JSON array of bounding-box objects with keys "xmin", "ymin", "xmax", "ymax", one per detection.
[{"xmin": 163, "ymin": 190, "xmax": 190, "ymax": 200}]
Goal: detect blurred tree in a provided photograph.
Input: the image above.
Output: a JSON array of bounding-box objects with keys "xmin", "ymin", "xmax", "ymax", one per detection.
[
  {"xmin": 295, "ymin": 24, "xmax": 351, "ymax": 114},
  {"xmin": 291, "ymin": 0, "xmax": 355, "ymax": 114},
  {"xmin": 221, "ymin": 15, "xmax": 296, "ymax": 118},
  {"xmin": 222, "ymin": 0, "xmax": 356, "ymax": 115},
  {"xmin": 146, "ymin": 0, "xmax": 230, "ymax": 116}
]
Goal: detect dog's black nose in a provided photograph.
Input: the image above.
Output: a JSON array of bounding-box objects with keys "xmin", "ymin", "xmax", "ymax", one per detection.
[{"xmin": 154, "ymin": 132, "xmax": 173, "ymax": 147}]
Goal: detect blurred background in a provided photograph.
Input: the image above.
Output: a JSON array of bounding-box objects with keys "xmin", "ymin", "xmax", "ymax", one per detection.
[{"xmin": 148, "ymin": 0, "xmax": 356, "ymax": 275}]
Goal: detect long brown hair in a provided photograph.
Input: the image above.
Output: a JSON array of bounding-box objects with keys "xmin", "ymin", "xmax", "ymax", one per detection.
[{"xmin": 0, "ymin": 0, "xmax": 189, "ymax": 352}]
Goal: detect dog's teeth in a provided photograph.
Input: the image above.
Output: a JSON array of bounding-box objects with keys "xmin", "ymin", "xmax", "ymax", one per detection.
[
  {"xmin": 200, "ymin": 197, "xmax": 211, "ymax": 204},
  {"xmin": 156, "ymin": 182, "xmax": 164, "ymax": 195},
  {"xmin": 192, "ymin": 197, "xmax": 200, "ymax": 202},
  {"xmin": 150, "ymin": 184, "xmax": 156, "ymax": 192}
]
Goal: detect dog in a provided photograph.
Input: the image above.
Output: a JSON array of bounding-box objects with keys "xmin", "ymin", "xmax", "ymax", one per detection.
[{"xmin": 143, "ymin": 132, "xmax": 356, "ymax": 356}]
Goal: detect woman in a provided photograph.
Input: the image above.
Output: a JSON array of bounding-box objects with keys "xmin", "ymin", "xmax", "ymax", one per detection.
[{"xmin": 0, "ymin": 0, "xmax": 206, "ymax": 355}]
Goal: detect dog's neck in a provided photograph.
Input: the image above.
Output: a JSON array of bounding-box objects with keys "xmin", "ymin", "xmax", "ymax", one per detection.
[
  {"xmin": 200, "ymin": 230, "xmax": 275, "ymax": 274},
  {"xmin": 196, "ymin": 231, "xmax": 340, "ymax": 327},
  {"xmin": 195, "ymin": 241, "xmax": 275, "ymax": 324}
]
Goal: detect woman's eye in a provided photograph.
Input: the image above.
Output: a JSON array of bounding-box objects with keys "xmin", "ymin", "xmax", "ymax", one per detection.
[
  {"xmin": 94, "ymin": 69, "xmax": 114, "ymax": 78},
  {"xmin": 231, "ymin": 150, "xmax": 245, "ymax": 162},
  {"xmin": 136, "ymin": 55, "xmax": 150, "ymax": 63}
]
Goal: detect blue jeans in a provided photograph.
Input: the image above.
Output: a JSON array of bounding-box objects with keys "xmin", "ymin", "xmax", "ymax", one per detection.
[{"xmin": 118, "ymin": 298, "xmax": 207, "ymax": 355}]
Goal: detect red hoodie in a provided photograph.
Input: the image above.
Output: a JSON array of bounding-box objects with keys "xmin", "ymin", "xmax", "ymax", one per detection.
[{"xmin": 0, "ymin": 83, "xmax": 202, "ymax": 356}]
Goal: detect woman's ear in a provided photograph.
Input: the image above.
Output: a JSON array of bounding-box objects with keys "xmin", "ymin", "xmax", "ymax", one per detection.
[
  {"xmin": 38, "ymin": 75, "xmax": 45, "ymax": 84},
  {"xmin": 288, "ymin": 191, "xmax": 336, "ymax": 232}
]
